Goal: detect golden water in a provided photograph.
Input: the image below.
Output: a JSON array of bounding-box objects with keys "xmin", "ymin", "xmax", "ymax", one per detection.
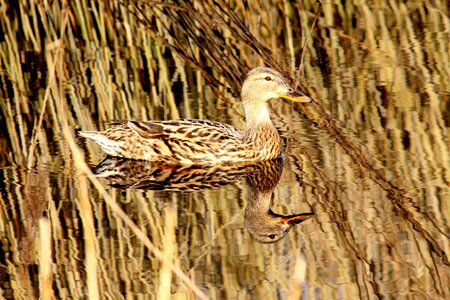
[{"xmin": 0, "ymin": 1, "xmax": 448, "ymax": 299}]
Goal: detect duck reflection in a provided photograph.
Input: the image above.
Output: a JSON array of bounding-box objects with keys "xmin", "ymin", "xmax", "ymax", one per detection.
[
  {"xmin": 244, "ymin": 159, "xmax": 313, "ymax": 243},
  {"xmin": 93, "ymin": 157, "xmax": 313, "ymax": 243}
]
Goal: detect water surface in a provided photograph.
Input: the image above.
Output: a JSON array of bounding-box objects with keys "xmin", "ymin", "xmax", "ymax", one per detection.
[{"xmin": 0, "ymin": 1, "xmax": 448, "ymax": 299}]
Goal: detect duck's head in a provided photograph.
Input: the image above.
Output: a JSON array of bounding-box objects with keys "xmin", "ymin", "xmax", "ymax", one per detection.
[
  {"xmin": 246, "ymin": 210, "xmax": 314, "ymax": 243},
  {"xmin": 241, "ymin": 67, "xmax": 311, "ymax": 105}
]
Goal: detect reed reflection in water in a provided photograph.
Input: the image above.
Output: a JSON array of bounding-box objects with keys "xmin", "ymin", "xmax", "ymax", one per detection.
[{"xmin": 0, "ymin": 0, "xmax": 449, "ymax": 299}]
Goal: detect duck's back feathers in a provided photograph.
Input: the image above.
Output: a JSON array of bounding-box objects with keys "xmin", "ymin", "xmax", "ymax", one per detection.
[{"xmin": 80, "ymin": 119, "xmax": 257, "ymax": 165}]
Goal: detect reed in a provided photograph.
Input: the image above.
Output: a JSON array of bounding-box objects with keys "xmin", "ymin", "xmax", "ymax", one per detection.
[{"xmin": 0, "ymin": 0, "xmax": 448, "ymax": 299}]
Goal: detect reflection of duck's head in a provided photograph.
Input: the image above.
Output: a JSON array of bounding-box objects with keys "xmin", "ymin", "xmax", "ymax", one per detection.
[
  {"xmin": 245, "ymin": 208, "xmax": 313, "ymax": 243},
  {"xmin": 244, "ymin": 159, "xmax": 313, "ymax": 243}
]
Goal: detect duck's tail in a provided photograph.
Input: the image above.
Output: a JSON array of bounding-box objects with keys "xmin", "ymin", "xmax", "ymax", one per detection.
[{"xmin": 79, "ymin": 131, "xmax": 123, "ymax": 157}]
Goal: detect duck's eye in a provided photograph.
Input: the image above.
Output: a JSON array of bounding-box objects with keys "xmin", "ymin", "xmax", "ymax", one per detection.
[
  {"xmin": 268, "ymin": 234, "xmax": 276, "ymax": 239},
  {"xmin": 265, "ymin": 76, "xmax": 272, "ymax": 81}
]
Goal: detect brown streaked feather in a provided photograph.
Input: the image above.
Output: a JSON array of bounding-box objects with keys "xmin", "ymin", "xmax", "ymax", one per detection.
[{"xmin": 127, "ymin": 121, "xmax": 165, "ymax": 139}]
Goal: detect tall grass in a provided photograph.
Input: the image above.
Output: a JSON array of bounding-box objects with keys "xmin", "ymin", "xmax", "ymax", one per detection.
[{"xmin": 0, "ymin": 0, "xmax": 448, "ymax": 299}]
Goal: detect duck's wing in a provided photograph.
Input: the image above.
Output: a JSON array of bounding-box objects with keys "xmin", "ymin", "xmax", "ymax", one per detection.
[
  {"xmin": 123, "ymin": 119, "xmax": 243, "ymax": 141},
  {"xmin": 80, "ymin": 119, "xmax": 245, "ymax": 164}
]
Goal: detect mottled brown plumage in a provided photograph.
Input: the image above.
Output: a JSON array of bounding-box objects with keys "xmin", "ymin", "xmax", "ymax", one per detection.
[{"xmin": 79, "ymin": 67, "xmax": 311, "ymax": 165}]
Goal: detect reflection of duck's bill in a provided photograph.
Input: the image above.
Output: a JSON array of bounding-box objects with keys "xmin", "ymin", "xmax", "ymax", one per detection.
[{"xmin": 281, "ymin": 213, "xmax": 314, "ymax": 225}]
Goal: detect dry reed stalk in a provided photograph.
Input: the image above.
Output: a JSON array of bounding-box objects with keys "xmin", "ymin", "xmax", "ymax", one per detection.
[
  {"xmin": 26, "ymin": 4, "xmax": 70, "ymax": 169},
  {"xmin": 39, "ymin": 218, "xmax": 55, "ymax": 300},
  {"xmin": 76, "ymin": 172, "xmax": 100, "ymax": 299},
  {"xmin": 286, "ymin": 254, "xmax": 306, "ymax": 300},
  {"xmin": 157, "ymin": 205, "xmax": 177, "ymax": 299}
]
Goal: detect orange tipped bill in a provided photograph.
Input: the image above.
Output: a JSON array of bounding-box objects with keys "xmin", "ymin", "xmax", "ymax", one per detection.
[{"xmin": 278, "ymin": 90, "xmax": 312, "ymax": 103}]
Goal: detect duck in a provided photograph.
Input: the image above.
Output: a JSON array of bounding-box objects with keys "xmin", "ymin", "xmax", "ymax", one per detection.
[{"xmin": 79, "ymin": 67, "xmax": 311, "ymax": 165}]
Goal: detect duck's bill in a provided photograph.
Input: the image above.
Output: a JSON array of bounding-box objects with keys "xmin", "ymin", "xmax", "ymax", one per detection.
[
  {"xmin": 281, "ymin": 213, "xmax": 314, "ymax": 225},
  {"xmin": 278, "ymin": 90, "xmax": 312, "ymax": 103}
]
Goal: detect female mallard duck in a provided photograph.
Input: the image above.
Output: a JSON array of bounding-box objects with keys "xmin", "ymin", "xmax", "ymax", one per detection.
[{"xmin": 80, "ymin": 67, "xmax": 311, "ymax": 165}]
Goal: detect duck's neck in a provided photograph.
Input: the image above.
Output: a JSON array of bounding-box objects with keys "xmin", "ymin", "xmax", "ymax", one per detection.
[
  {"xmin": 242, "ymin": 101, "xmax": 272, "ymax": 129},
  {"xmin": 242, "ymin": 101, "xmax": 282, "ymax": 150},
  {"xmin": 244, "ymin": 189, "xmax": 273, "ymax": 224}
]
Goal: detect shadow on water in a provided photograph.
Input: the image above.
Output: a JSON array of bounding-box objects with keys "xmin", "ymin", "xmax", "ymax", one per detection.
[{"xmin": 93, "ymin": 157, "xmax": 313, "ymax": 243}]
